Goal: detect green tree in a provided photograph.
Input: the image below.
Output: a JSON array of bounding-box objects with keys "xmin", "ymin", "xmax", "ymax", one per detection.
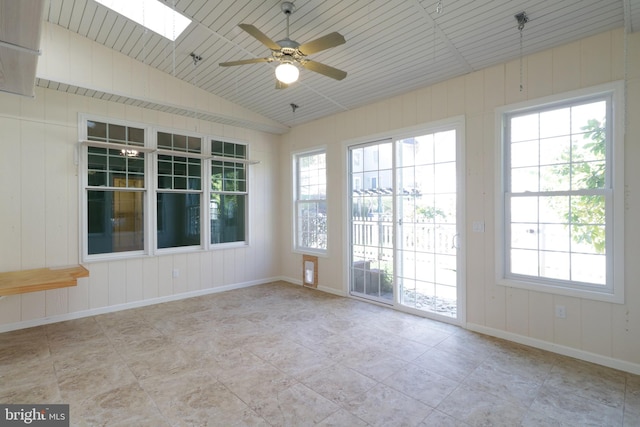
[{"xmin": 556, "ymin": 118, "xmax": 606, "ymax": 253}]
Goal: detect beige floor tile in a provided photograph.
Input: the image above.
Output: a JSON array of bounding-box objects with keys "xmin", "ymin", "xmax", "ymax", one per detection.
[
  {"xmin": 0, "ymin": 334, "xmax": 51, "ymax": 367},
  {"xmin": 341, "ymin": 347, "xmax": 408, "ymax": 382},
  {"xmin": 121, "ymin": 347, "xmax": 193, "ymax": 380},
  {"xmin": 434, "ymin": 331, "xmax": 505, "ymax": 362},
  {"xmin": 45, "ymin": 317, "xmax": 103, "ymax": 340},
  {"xmin": 462, "ymin": 362, "xmax": 543, "ymax": 407},
  {"xmin": 71, "ymin": 382, "xmax": 165, "ymax": 426},
  {"xmin": 344, "ymin": 383, "xmax": 433, "ymax": 427},
  {"xmin": 217, "ymin": 357, "xmax": 296, "ymax": 406},
  {"xmin": 530, "ymin": 384, "xmax": 624, "ymax": 426},
  {"xmin": 0, "ymin": 358, "xmax": 57, "ymax": 391},
  {"xmin": 436, "ymin": 384, "xmax": 528, "ymax": 426},
  {"xmin": 50, "ymin": 340, "xmax": 122, "ymax": 375},
  {"xmin": 302, "ymin": 364, "xmax": 378, "ymax": 406},
  {"xmin": 624, "ymin": 410, "xmax": 640, "ymax": 427},
  {"xmin": 482, "ymin": 342, "xmax": 556, "ymax": 383},
  {"xmin": 546, "ymin": 357, "xmax": 627, "ymax": 409},
  {"xmin": 419, "ymin": 410, "xmax": 470, "ymax": 427},
  {"xmin": 413, "ymin": 346, "xmax": 481, "ymax": 383},
  {"xmin": 141, "ymin": 369, "xmax": 263, "ymax": 426},
  {"xmin": 316, "ymin": 409, "xmax": 369, "ymax": 426},
  {"xmin": 58, "ymin": 358, "xmax": 136, "ymax": 398},
  {"xmin": 382, "ymin": 363, "xmax": 459, "ymax": 407},
  {"xmin": 521, "ymin": 409, "xmax": 575, "ymax": 427},
  {"xmin": 0, "ymin": 378, "xmax": 61, "ymax": 404},
  {"xmin": 343, "ymin": 327, "xmax": 431, "ymax": 362},
  {"xmin": 625, "ymin": 373, "xmax": 640, "ymax": 410},
  {"xmin": 249, "ymin": 382, "xmax": 340, "ymax": 426},
  {"xmin": 264, "ymin": 343, "xmax": 336, "ymax": 380},
  {"xmin": 0, "ymin": 282, "xmax": 634, "ymax": 427}
]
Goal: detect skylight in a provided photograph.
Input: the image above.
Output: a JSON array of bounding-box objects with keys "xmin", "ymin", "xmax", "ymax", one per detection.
[{"xmin": 95, "ymin": 0, "xmax": 191, "ymax": 41}]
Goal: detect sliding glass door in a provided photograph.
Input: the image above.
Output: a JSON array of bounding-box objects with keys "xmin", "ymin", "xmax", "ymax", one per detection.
[{"xmin": 348, "ymin": 125, "xmax": 463, "ymax": 321}]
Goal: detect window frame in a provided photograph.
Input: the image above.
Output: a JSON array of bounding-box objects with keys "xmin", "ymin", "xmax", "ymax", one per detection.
[
  {"xmin": 79, "ymin": 115, "xmax": 253, "ymax": 262},
  {"xmin": 155, "ymin": 128, "xmax": 207, "ymax": 253},
  {"xmin": 209, "ymin": 138, "xmax": 250, "ymax": 248},
  {"xmin": 495, "ymin": 82, "xmax": 625, "ymax": 303},
  {"xmin": 80, "ymin": 116, "xmax": 154, "ymax": 261},
  {"xmin": 293, "ymin": 148, "xmax": 328, "ymax": 255}
]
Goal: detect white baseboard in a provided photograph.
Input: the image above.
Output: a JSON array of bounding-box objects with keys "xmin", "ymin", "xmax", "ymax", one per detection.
[
  {"xmin": 279, "ymin": 276, "xmax": 302, "ymax": 286},
  {"xmin": 0, "ymin": 277, "xmax": 280, "ymax": 334},
  {"xmin": 466, "ymin": 323, "xmax": 640, "ymax": 376}
]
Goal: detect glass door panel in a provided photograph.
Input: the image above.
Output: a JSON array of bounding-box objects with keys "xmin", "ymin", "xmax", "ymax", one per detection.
[
  {"xmin": 397, "ymin": 130, "xmax": 458, "ymax": 318},
  {"xmin": 348, "ymin": 128, "xmax": 461, "ymax": 321},
  {"xmin": 349, "ymin": 141, "xmax": 394, "ymax": 303}
]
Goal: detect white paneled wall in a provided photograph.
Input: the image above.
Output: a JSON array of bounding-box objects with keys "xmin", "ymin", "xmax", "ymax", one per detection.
[
  {"xmin": 1, "ymin": 21, "xmax": 638, "ymax": 375},
  {"xmin": 0, "ymin": 75, "xmax": 281, "ymax": 331},
  {"xmin": 279, "ymin": 28, "xmax": 640, "ymax": 372}
]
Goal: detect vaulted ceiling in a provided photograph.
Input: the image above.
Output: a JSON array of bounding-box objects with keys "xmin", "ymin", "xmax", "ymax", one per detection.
[{"xmin": 19, "ymin": 1, "xmax": 640, "ymax": 130}]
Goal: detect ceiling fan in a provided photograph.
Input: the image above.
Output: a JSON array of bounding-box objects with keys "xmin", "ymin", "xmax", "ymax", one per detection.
[{"xmin": 219, "ymin": 1, "xmax": 347, "ymax": 89}]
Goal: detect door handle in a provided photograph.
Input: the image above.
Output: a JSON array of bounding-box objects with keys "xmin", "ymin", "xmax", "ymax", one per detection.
[{"xmin": 452, "ymin": 233, "xmax": 460, "ymax": 249}]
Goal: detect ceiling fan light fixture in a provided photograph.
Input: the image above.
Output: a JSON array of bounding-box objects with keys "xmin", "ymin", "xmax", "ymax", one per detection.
[{"xmin": 275, "ymin": 62, "xmax": 299, "ymax": 84}]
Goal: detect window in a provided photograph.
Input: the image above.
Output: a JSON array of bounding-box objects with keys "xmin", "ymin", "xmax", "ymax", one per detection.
[
  {"xmin": 156, "ymin": 131, "xmax": 202, "ymax": 249},
  {"xmin": 85, "ymin": 120, "xmax": 147, "ymax": 255},
  {"xmin": 95, "ymin": 0, "xmax": 191, "ymax": 41},
  {"xmin": 294, "ymin": 150, "xmax": 327, "ymax": 253},
  {"xmin": 81, "ymin": 116, "xmax": 253, "ymax": 260},
  {"xmin": 497, "ymin": 83, "xmax": 624, "ymax": 302},
  {"xmin": 210, "ymin": 140, "xmax": 247, "ymax": 244}
]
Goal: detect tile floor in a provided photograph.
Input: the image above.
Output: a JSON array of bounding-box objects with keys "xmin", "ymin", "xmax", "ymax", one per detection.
[{"xmin": 1, "ymin": 281, "xmax": 639, "ymax": 426}]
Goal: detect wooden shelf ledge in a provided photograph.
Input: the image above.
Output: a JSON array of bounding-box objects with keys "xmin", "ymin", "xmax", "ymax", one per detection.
[{"xmin": 0, "ymin": 265, "xmax": 89, "ymax": 296}]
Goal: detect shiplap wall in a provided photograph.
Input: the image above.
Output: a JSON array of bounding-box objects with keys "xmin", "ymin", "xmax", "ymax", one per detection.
[
  {"xmin": 0, "ymin": 24, "xmax": 281, "ymax": 330},
  {"xmin": 279, "ymin": 28, "xmax": 640, "ymax": 372},
  {"xmin": 1, "ymin": 22, "xmax": 638, "ymax": 373}
]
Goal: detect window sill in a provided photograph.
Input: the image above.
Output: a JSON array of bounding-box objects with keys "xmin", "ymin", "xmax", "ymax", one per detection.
[
  {"xmin": 293, "ymin": 248, "xmax": 328, "ymax": 258},
  {"xmin": 497, "ymin": 276, "xmax": 623, "ymax": 304}
]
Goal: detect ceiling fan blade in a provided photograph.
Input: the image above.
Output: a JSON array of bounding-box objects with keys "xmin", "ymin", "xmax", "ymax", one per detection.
[
  {"xmin": 238, "ymin": 23, "xmax": 281, "ymax": 51},
  {"xmin": 301, "ymin": 60, "xmax": 347, "ymax": 80},
  {"xmin": 275, "ymin": 80, "xmax": 289, "ymax": 90},
  {"xmin": 219, "ymin": 57, "xmax": 271, "ymax": 67},
  {"xmin": 298, "ymin": 32, "xmax": 346, "ymax": 55}
]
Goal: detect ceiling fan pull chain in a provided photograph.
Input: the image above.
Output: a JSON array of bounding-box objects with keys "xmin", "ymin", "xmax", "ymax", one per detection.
[
  {"xmin": 519, "ymin": 28, "xmax": 523, "ymax": 92},
  {"xmin": 515, "ymin": 12, "xmax": 528, "ymax": 92}
]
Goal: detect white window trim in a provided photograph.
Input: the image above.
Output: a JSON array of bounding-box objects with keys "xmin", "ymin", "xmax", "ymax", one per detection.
[
  {"xmin": 79, "ymin": 114, "xmax": 153, "ymax": 262},
  {"xmin": 292, "ymin": 147, "xmax": 328, "ymax": 256},
  {"xmin": 154, "ymin": 127, "xmax": 207, "ymax": 254},
  {"xmin": 78, "ymin": 115, "xmax": 253, "ymax": 262},
  {"xmin": 208, "ymin": 138, "xmax": 251, "ymax": 250},
  {"xmin": 494, "ymin": 82, "xmax": 625, "ymax": 303}
]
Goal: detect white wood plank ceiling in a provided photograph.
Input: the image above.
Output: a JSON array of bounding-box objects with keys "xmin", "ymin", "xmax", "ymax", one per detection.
[{"xmin": 40, "ymin": 0, "xmax": 639, "ymax": 131}]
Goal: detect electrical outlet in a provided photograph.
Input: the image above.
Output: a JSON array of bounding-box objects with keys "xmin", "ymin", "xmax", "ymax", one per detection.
[
  {"xmin": 555, "ymin": 305, "xmax": 566, "ymax": 319},
  {"xmin": 172, "ymin": 268, "xmax": 179, "ymax": 278}
]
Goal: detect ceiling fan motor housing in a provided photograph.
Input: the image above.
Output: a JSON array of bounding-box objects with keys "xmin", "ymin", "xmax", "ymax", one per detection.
[
  {"xmin": 281, "ymin": 1, "xmax": 295, "ymax": 15},
  {"xmin": 277, "ymin": 39, "xmax": 300, "ymax": 49}
]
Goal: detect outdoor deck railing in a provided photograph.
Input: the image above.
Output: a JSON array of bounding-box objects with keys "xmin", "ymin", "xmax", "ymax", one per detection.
[{"xmin": 351, "ymin": 215, "xmax": 455, "ymax": 258}]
